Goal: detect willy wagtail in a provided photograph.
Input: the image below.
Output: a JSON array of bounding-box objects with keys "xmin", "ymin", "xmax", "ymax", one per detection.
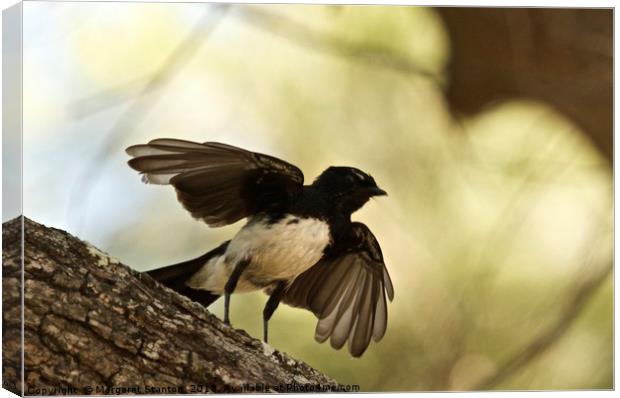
[{"xmin": 126, "ymin": 138, "xmax": 394, "ymax": 357}]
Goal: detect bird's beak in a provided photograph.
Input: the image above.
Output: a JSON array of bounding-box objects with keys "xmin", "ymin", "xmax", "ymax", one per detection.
[{"xmin": 369, "ymin": 186, "xmax": 388, "ymax": 197}]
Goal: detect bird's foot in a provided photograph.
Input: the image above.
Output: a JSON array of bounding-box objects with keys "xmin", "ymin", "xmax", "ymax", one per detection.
[{"xmin": 261, "ymin": 340, "xmax": 275, "ymax": 357}]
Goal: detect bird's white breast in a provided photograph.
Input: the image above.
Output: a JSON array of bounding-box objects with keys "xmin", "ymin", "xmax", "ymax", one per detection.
[
  {"xmin": 187, "ymin": 215, "xmax": 331, "ymax": 294},
  {"xmin": 229, "ymin": 215, "xmax": 331, "ymax": 280}
]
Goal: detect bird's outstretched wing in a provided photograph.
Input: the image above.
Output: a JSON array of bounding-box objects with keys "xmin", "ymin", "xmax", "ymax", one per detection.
[
  {"xmin": 282, "ymin": 222, "xmax": 394, "ymax": 357},
  {"xmin": 126, "ymin": 139, "xmax": 304, "ymax": 227}
]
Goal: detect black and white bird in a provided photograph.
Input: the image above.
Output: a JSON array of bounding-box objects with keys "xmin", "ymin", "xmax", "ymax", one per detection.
[{"xmin": 126, "ymin": 138, "xmax": 394, "ymax": 357}]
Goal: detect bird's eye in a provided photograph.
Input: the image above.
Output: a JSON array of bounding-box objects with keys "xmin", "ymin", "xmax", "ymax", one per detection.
[{"xmin": 352, "ymin": 170, "xmax": 366, "ymax": 182}]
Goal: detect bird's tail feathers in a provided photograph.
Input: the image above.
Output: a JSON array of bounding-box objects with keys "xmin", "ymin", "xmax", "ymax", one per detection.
[{"xmin": 145, "ymin": 240, "xmax": 230, "ymax": 307}]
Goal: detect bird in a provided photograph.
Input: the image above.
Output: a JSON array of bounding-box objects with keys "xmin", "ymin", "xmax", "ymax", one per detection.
[{"xmin": 126, "ymin": 138, "xmax": 394, "ymax": 357}]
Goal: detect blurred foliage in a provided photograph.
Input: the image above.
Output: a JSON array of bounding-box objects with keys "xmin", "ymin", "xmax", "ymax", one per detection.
[{"xmin": 20, "ymin": 2, "xmax": 612, "ymax": 391}]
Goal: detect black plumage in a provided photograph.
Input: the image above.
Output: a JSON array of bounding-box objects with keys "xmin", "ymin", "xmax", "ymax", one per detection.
[
  {"xmin": 146, "ymin": 240, "xmax": 230, "ymax": 307},
  {"xmin": 127, "ymin": 138, "xmax": 393, "ymax": 357}
]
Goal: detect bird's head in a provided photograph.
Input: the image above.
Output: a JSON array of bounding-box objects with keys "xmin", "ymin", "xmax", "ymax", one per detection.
[{"xmin": 313, "ymin": 166, "xmax": 387, "ymax": 215}]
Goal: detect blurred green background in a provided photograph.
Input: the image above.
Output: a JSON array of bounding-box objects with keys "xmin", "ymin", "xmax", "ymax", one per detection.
[{"xmin": 18, "ymin": 2, "xmax": 612, "ymax": 391}]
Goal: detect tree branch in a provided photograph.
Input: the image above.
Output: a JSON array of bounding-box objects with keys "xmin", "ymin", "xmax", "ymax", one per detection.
[
  {"xmin": 68, "ymin": 4, "xmax": 442, "ymax": 120},
  {"xmin": 234, "ymin": 6, "xmax": 442, "ymax": 84},
  {"xmin": 68, "ymin": 4, "xmax": 229, "ymax": 233},
  {"xmin": 2, "ymin": 217, "xmax": 337, "ymax": 395},
  {"xmin": 438, "ymin": 8, "xmax": 612, "ymax": 164},
  {"xmin": 474, "ymin": 259, "xmax": 612, "ymax": 390}
]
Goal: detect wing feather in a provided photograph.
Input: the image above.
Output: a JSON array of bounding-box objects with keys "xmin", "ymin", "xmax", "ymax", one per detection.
[
  {"xmin": 373, "ymin": 287, "xmax": 388, "ymax": 341},
  {"xmin": 329, "ymin": 270, "xmax": 366, "ymax": 350},
  {"xmin": 349, "ymin": 274, "xmax": 379, "ymax": 357},
  {"xmin": 126, "ymin": 139, "xmax": 304, "ymax": 227},
  {"xmin": 282, "ymin": 223, "xmax": 393, "ymax": 357}
]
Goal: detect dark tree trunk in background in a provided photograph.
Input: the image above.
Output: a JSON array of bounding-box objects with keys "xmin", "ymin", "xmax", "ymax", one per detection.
[
  {"xmin": 2, "ymin": 217, "xmax": 336, "ymax": 395},
  {"xmin": 439, "ymin": 8, "xmax": 613, "ymax": 163}
]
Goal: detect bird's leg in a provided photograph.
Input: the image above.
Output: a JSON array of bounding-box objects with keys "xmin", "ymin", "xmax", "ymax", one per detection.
[
  {"xmin": 224, "ymin": 258, "xmax": 250, "ymax": 325},
  {"xmin": 263, "ymin": 281, "xmax": 287, "ymax": 343}
]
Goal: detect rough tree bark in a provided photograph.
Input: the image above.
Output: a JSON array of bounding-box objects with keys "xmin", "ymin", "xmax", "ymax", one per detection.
[{"xmin": 2, "ymin": 217, "xmax": 337, "ymax": 395}]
